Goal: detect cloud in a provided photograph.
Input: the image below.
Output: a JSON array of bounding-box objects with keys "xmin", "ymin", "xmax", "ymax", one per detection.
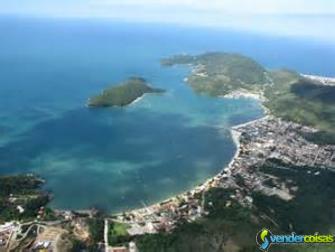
[
  {"xmin": 84, "ymin": 0, "xmax": 335, "ymax": 42},
  {"xmin": 1, "ymin": 0, "xmax": 334, "ymax": 16},
  {"xmin": 0, "ymin": 0, "xmax": 334, "ymax": 42},
  {"xmin": 90, "ymin": 0, "xmax": 335, "ymax": 15}
]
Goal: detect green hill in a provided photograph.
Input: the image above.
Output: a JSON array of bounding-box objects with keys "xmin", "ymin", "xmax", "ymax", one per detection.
[
  {"xmin": 162, "ymin": 52, "xmax": 268, "ymax": 96},
  {"xmin": 136, "ymin": 160, "xmax": 335, "ymax": 252},
  {"xmin": 264, "ymin": 70, "xmax": 335, "ymax": 144},
  {"xmin": 163, "ymin": 52, "xmax": 335, "ymax": 144},
  {"xmin": 88, "ymin": 77, "xmax": 165, "ymax": 107}
]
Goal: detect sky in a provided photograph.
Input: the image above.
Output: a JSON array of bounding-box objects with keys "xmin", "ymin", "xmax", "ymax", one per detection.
[{"xmin": 0, "ymin": 0, "xmax": 334, "ymax": 41}]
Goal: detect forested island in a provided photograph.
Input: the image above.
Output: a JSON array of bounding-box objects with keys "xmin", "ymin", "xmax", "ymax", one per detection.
[
  {"xmin": 2, "ymin": 52, "xmax": 335, "ymax": 251},
  {"xmin": 87, "ymin": 77, "xmax": 165, "ymax": 107}
]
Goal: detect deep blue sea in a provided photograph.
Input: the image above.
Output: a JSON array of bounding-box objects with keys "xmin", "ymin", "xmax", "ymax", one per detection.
[{"xmin": 0, "ymin": 17, "xmax": 334, "ymax": 212}]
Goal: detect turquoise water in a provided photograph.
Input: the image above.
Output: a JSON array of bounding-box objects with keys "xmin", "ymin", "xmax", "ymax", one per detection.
[{"xmin": 0, "ymin": 17, "xmax": 334, "ymax": 212}]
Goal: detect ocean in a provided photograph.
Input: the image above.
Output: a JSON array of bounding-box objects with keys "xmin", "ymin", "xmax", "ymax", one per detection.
[{"xmin": 0, "ymin": 16, "xmax": 334, "ymax": 212}]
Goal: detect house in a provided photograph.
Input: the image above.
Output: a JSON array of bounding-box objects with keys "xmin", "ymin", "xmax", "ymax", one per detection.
[{"xmin": 110, "ymin": 246, "xmax": 128, "ymax": 252}]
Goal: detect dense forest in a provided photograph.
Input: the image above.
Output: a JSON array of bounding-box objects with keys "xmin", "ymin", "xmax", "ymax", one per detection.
[
  {"xmin": 0, "ymin": 175, "xmax": 51, "ymax": 222},
  {"xmin": 88, "ymin": 77, "xmax": 165, "ymax": 107}
]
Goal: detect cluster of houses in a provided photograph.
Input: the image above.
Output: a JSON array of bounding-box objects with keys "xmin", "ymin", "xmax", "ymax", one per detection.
[
  {"xmin": 4, "ymin": 116, "xmax": 333, "ymax": 250},
  {"xmin": 219, "ymin": 117, "xmax": 335, "ymax": 202},
  {"xmin": 0, "ymin": 222, "xmax": 18, "ymax": 250},
  {"xmin": 32, "ymin": 240, "xmax": 52, "ymax": 251},
  {"xmin": 235, "ymin": 117, "xmax": 335, "ymax": 169},
  {"xmin": 115, "ymin": 189, "xmax": 205, "ymax": 236},
  {"xmin": 109, "ymin": 241, "xmax": 138, "ymax": 252},
  {"xmin": 114, "ymin": 116, "xmax": 335, "ymax": 236}
]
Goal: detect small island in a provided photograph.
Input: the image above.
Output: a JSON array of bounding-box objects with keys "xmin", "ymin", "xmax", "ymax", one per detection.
[
  {"xmin": 2, "ymin": 53, "xmax": 335, "ymax": 252},
  {"xmin": 87, "ymin": 77, "xmax": 165, "ymax": 107}
]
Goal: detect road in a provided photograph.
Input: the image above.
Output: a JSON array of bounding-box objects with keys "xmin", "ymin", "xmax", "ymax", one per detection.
[{"xmin": 104, "ymin": 219, "xmax": 109, "ymax": 252}]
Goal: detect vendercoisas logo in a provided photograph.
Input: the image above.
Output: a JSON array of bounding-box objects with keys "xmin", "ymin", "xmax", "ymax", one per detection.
[
  {"xmin": 256, "ymin": 228, "xmax": 335, "ymax": 251},
  {"xmin": 256, "ymin": 228, "xmax": 272, "ymax": 251}
]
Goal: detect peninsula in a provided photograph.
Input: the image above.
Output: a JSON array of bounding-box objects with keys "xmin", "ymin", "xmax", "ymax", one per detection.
[
  {"xmin": 2, "ymin": 53, "xmax": 335, "ymax": 252},
  {"xmin": 161, "ymin": 52, "xmax": 269, "ymax": 96},
  {"xmin": 162, "ymin": 52, "xmax": 335, "ymax": 144},
  {"xmin": 87, "ymin": 77, "xmax": 165, "ymax": 107}
]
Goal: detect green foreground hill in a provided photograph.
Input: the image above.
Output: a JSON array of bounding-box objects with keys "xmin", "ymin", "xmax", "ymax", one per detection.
[
  {"xmin": 88, "ymin": 77, "xmax": 165, "ymax": 107},
  {"xmin": 136, "ymin": 160, "xmax": 335, "ymax": 252},
  {"xmin": 0, "ymin": 175, "xmax": 53, "ymax": 222}
]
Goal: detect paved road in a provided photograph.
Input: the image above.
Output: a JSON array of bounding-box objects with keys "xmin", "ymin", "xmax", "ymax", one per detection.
[{"xmin": 104, "ymin": 219, "xmax": 109, "ymax": 252}]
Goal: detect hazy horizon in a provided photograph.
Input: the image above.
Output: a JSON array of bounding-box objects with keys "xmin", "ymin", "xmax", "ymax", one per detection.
[{"xmin": 0, "ymin": 0, "xmax": 334, "ymax": 42}]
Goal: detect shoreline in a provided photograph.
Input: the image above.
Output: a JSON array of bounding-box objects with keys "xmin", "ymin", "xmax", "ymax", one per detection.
[
  {"xmin": 86, "ymin": 93, "xmax": 146, "ymax": 108},
  {"xmin": 116, "ymin": 117, "xmax": 265, "ymax": 216},
  {"xmin": 112, "ymin": 110, "xmax": 268, "ymax": 219},
  {"xmin": 53, "ymin": 116, "xmax": 263, "ymax": 217},
  {"xmin": 54, "ymin": 101, "xmax": 267, "ymax": 217},
  {"xmin": 302, "ymin": 74, "xmax": 335, "ymax": 86},
  {"xmin": 128, "ymin": 94, "xmax": 146, "ymax": 106},
  {"xmin": 110, "ymin": 72, "xmax": 327, "ymax": 218},
  {"xmin": 12, "ymin": 73, "xmax": 329, "ymax": 217}
]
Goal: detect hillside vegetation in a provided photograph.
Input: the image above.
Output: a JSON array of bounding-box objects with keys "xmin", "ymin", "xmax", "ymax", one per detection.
[
  {"xmin": 163, "ymin": 52, "xmax": 335, "ymax": 144},
  {"xmin": 265, "ymin": 70, "xmax": 335, "ymax": 144},
  {"xmin": 136, "ymin": 159, "xmax": 335, "ymax": 252},
  {"xmin": 0, "ymin": 175, "xmax": 52, "ymax": 222},
  {"xmin": 162, "ymin": 52, "xmax": 268, "ymax": 96},
  {"xmin": 88, "ymin": 77, "xmax": 165, "ymax": 107}
]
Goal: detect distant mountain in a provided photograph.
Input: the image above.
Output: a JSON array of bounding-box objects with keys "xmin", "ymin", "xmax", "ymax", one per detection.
[
  {"xmin": 164, "ymin": 52, "xmax": 335, "ymax": 144},
  {"xmin": 162, "ymin": 52, "xmax": 268, "ymax": 96}
]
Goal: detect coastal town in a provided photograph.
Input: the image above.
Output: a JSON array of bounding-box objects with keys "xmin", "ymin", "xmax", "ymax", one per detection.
[
  {"xmin": 1, "ymin": 73, "xmax": 335, "ymax": 251},
  {"xmin": 0, "ymin": 217, "xmax": 139, "ymax": 252},
  {"xmin": 0, "ymin": 219, "xmax": 69, "ymax": 251},
  {"xmin": 109, "ymin": 72, "xmax": 335, "ymax": 238},
  {"xmin": 0, "ymin": 0, "xmax": 334, "ymax": 248},
  {"xmin": 112, "ymin": 114, "xmax": 335, "ymax": 237}
]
